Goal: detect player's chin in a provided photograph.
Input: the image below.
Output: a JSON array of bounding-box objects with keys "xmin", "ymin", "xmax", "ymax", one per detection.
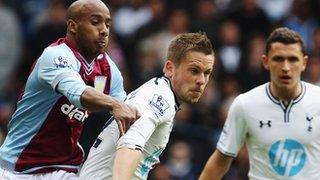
[
  {"xmin": 94, "ymin": 45, "xmax": 107, "ymax": 53},
  {"xmin": 278, "ymin": 80, "xmax": 293, "ymax": 88},
  {"xmin": 97, "ymin": 48, "xmax": 107, "ymax": 54},
  {"xmin": 185, "ymin": 95, "xmax": 201, "ymax": 104},
  {"xmin": 91, "ymin": 50, "xmax": 106, "ymax": 58}
]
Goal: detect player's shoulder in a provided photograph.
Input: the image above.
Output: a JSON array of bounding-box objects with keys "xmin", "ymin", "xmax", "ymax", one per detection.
[
  {"xmin": 128, "ymin": 77, "xmax": 173, "ymax": 100},
  {"xmin": 39, "ymin": 43, "xmax": 76, "ymax": 67},
  {"xmin": 146, "ymin": 77, "xmax": 176, "ymax": 117},
  {"xmin": 43, "ymin": 43, "xmax": 74, "ymax": 58},
  {"xmin": 237, "ymin": 83, "xmax": 268, "ymax": 101},
  {"xmin": 228, "ymin": 83, "xmax": 268, "ymax": 110},
  {"xmin": 126, "ymin": 77, "xmax": 176, "ymax": 119},
  {"xmin": 303, "ymin": 81, "xmax": 320, "ymax": 91},
  {"xmin": 227, "ymin": 84, "xmax": 268, "ymax": 116},
  {"xmin": 128, "ymin": 77, "xmax": 175, "ymax": 105},
  {"xmin": 303, "ymin": 81, "xmax": 320, "ymax": 97},
  {"xmin": 146, "ymin": 77, "xmax": 173, "ymax": 96}
]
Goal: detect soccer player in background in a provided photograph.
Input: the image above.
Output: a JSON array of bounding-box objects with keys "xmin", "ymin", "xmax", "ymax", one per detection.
[
  {"xmin": 200, "ymin": 27, "xmax": 320, "ymax": 179},
  {"xmin": 79, "ymin": 32, "xmax": 215, "ymax": 180},
  {"xmin": 0, "ymin": 0, "xmax": 140, "ymax": 179}
]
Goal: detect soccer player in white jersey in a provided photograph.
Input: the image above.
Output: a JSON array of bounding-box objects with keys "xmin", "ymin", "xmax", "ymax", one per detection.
[
  {"xmin": 199, "ymin": 27, "xmax": 320, "ymax": 180},
  {"xmin": 79, "ymin": 32, "xmax": 215, "ymax": 180},
  {"xmin": 0, "ymin": 0, "xmax": 140, "ymax": 179}
]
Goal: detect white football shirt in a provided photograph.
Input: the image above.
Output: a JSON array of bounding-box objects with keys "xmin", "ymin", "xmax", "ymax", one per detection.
[
  {"xmin": 217, "ymin": 82, "xmax": 320, "ymax": 179},
  {"xmin": 79, "ymin": 76, "xmax": 180, "ymax": 180}
]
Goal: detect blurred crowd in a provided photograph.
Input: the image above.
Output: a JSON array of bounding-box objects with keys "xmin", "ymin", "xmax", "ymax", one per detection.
[{"xmin": 0, "ymin": 0, "xmax": 320, "ymax": 179}]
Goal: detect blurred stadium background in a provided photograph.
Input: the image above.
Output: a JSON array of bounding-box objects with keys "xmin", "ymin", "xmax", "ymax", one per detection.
[{"xmin": 0, "ymin": 0, "xmax": 319, "ymax": 179}]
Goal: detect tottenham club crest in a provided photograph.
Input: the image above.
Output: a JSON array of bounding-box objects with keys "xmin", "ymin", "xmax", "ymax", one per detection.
[
  {"xmin": 53, "ymin": 56, "xmax": 71, "ymax": 68},
  {"xmin": 149, "ymin": 94, "xmax": 169, "ymax": 116},
  {"xmin": 305, "ymin": 114, "xmax": 313, "ymax": 132}
]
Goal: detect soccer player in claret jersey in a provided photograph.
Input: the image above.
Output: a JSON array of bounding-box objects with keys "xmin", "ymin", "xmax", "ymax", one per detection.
[
  {"xmin": 0, "ymin": 0, "xmax": 140, "ymax": 179},
  {"xmin": 79, "ymin": 32, "xmax": 215, "ymax": 180},
  {"xmin": 200, "ymin": 27, "xmax": 320, "ymax": 179}
]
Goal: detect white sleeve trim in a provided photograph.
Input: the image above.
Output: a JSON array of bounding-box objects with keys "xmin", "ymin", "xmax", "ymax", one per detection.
[
  {"xmin": 117, "ymin": 143, "xmax": 143, "ymax": 151},
  {"xmin": 216, "ymin": 145, "xmax": 237, "ymax": 158}
]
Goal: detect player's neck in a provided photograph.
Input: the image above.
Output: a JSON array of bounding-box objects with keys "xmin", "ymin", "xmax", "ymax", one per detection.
[
  {"xmin": 79, "ymin": 50, "xmax": 95, "ymax": 63},
  {"xmin": 270, "ymin": 82, "xmax": 301, "ymax": 105},
  {"xmin": 76, "ymin": 46, "xmax": 96, "ymax": 63},
  {"xmin": 66, "ymin": 35, "xmax": 96, "ymax": 63}
]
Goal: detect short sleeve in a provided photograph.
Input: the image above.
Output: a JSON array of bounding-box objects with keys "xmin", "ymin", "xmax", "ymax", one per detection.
[
  {"xmin": 217, "ymin": 95, "xmax": 248, "ymax": 157},
  {"xmin": 116, "ymin": 110, "xmax": 158, "ymax": 151},
  {"xmin": 37, "ymin": 46, "xmax": 88, "ymax": 108}
]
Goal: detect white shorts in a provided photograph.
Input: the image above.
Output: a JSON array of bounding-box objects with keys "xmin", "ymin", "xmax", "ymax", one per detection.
[{"xmin": 0, "ymin": 167, "xmax": 78, "ymax": 180}]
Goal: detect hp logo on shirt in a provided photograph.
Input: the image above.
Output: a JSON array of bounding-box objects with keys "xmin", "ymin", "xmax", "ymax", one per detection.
[{"xmin": 269, "ymin": 139, "xmax": 306, "ymax": 177}]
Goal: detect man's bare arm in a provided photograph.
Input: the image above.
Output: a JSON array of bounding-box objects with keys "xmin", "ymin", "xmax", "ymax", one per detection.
[
  {"xmin": 199, "ymin": 150, "xmax": 234, "ymax": 180},
  {"xmin": 112, "ymin": 147, "xmax": 142, "ymax": 180},
  {"xmin": 81, "ymin": 87, "xmax": 140, "ymax": 135}
]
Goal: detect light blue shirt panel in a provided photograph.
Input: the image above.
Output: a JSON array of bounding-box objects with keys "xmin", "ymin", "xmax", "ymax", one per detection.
[
  {"xmin": 38, "ymin": 45, "xmax": 87, "ymax": 108},
  {"xmin": 106, "ymin": 55, "xmax": 126, "ymax": 101}
]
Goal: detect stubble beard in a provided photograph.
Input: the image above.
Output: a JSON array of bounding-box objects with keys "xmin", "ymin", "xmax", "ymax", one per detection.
[{"xmin": 180, "ymin": 94, "xmax": 200, "ymax": 104}]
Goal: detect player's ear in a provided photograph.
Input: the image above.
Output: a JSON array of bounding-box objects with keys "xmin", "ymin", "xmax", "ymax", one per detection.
[
  {"xmin": 67, "ymin": 19, "xmax": 77, "ymax": 34},
  {"xmin": 302, "ymin": 55, "xmax": 308, "ymax": 71},
  {"xmin": 163, "ymin": 60, "xmax": 174, "ymax": 78},
  {"xmin": 261, "ymin": 54, "xmax": 269, "ymax": 70}
]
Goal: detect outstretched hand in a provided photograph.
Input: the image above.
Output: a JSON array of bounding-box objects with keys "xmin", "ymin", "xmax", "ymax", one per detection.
[{"xmin": 112, "ymin": 100, "xmax": 140, "ymax": 136}]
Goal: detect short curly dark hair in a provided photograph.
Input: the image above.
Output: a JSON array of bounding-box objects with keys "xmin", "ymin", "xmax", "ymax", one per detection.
[{"xmin": 266, "ymin": 27, "xmax": 306, "ymax": 55}]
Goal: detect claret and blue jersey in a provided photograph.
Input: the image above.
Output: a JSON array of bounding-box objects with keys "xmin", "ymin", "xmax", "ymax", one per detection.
[{"xmin": 0, "ymin": 37, "xmax": 126, "ymax": 174}]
